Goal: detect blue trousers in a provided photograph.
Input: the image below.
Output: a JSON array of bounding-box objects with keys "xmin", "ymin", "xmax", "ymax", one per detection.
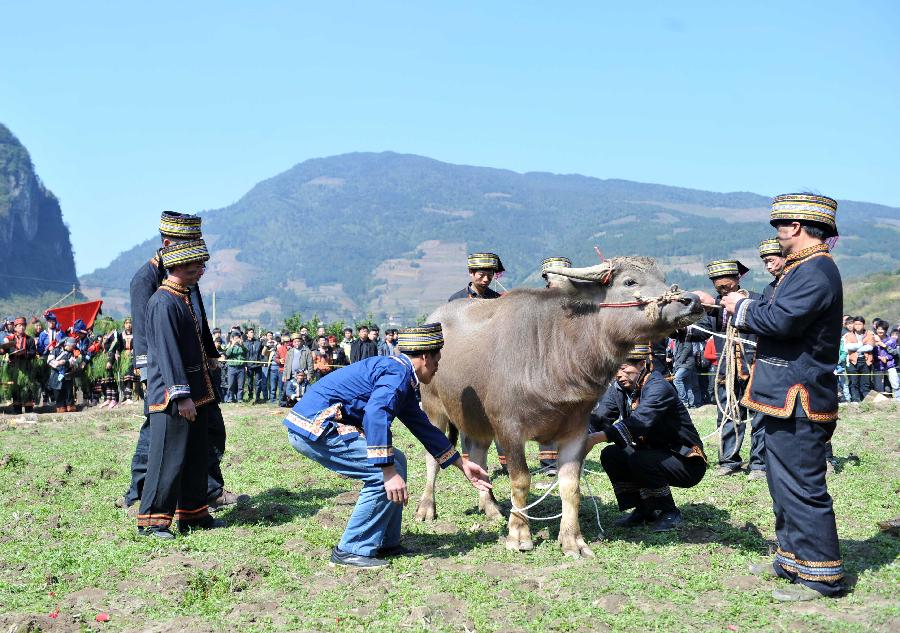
[
  {"xmin": 267, "ymin": 366, "xmax": 281, "ymax": 402},
  {"xmin": 288, "ymin": 429, "xmax": 407, "ymax": 557}
]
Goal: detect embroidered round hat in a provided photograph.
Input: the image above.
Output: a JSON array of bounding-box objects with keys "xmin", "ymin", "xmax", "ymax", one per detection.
[
  {"xmin": 770, "ymin": 193, "xmax": 838, "ymax": 237},
  {"xmin": 541, "ymin": 256, "xmax": 572, "ymax": 273},
  {"xmin": 624, "ymin": 343, "xmax": 652, "ymax": 361},
  {"xmin": 397, "ymin": 322, "xmax": 444, "ymax": 353},
  {"xmin": 159, "ymin": 211, "xmax": 203, "ymax": 240},
  {"xmin": 467, "ymin": 252, "xmax": 505, "ymax": 273},
  {"xmin": 758, "ymin": 238, "xmax": 782, "ymax": 258},
  {"xmin": 159, "ymin": 239, "xmax": 210, "ymax": 270},
  {"xmin": 706, "ymin": 259, "xmax": 749, "ymax": 279}
]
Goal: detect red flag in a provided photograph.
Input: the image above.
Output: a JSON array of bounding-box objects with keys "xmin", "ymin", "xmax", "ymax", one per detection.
[{"xmin": 45, "ymin": 300, "xmax": 103, "ymax": 332}]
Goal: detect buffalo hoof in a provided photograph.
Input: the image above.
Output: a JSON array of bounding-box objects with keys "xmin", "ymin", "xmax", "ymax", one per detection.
[
  {"xmin": 479, "ymin": 499, "xmax": 504, "ymax": 521},
  {"xmin": 414, "ymin": 499, "xmax": 436, "ymax": 521},
  {"xmin": 561, "ymin": 536, "xmax": 595, "ymax": 559},
  {"xmin": 505, "ymin": 538, "xmax": 534, "ymax": 552}
]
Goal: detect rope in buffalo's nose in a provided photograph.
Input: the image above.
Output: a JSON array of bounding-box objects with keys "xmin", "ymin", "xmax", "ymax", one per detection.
[{"xmin": 508, "ymin": 467, "xmax": 605, "ymax": 539}]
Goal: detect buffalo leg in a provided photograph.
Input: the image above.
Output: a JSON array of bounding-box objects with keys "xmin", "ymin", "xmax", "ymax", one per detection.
[
  {"xmin": 414, "ymin": 451, "xmax": 440, "ymax": 521},
  {"xmin": 467, "ymin": 440, "xmax": 504, "ymax": 520},
  {"xmin": 557, "ymin": 437, "xmax": 594, "ymax": 558},
  {"xmin": 504, "ymin": 441, "xmax": 534, "ymax": 551}
]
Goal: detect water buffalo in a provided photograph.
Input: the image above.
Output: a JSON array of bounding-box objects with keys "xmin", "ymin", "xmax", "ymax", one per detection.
[{"xmin": 414, "ymin": 256, "xmax": 703, "ymax": 557}]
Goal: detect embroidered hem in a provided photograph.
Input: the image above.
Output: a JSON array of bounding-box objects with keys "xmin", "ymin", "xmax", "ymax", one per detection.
[
  {"xmin": 775, "ymin": 547, "xmax": 844, "ymax": 583},
  {"xmin": 742, "ymin": 367, "xmax": 838, "ymax": 421}
]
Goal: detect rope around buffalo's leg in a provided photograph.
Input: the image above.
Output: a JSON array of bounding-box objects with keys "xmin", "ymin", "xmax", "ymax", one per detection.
[{"xmin": 508, "ymin": 467, "xmax": 605, "ymax": 538}]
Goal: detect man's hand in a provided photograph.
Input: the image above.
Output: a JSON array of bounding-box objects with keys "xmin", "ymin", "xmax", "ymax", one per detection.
[
  {"xmin": 586, "ymin": 431, "xmax": 608, "ymax": 452},
  {"xmin": 177, "ymin": 397, "xmax": 197, "ymax": 422},
  {"xmin": 455, "ymin": 458, "xmax": 493, "ymax": 492},
  {"xmin": 720, "ymin": 292, "xmax": 744, "ymax": 315},
  {"xmin": 691, "ymin": 289, "xmax": 716, "ymax": 308},
  {"xmin": 382, "ymin": 464, "xmax": 408, "ymax": 505}
]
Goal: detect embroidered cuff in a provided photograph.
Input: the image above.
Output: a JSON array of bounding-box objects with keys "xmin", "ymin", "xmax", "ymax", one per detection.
[
  {"xmin": 367, "ymin": 446, "xmax": 395, "ymax": 465},
  {"xmin": 436, "ymin": 447, "xmax": 460, "ymax": 468},
  {"xmin": 733, "ymin": 298, "xmax": 753, "ymax": 329},
  {"xmin": 612, "ymin": 421, "xmax": 636, "ymax": 446},
  {"xmin": 167, "ymin": 384, "xmax": 191, "ymax": 400}
]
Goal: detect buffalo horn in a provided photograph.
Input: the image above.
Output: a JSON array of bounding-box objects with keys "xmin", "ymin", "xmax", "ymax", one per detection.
[{"xmin": 542, "ymin": 264, "xmax": 613, "ymax": 282}]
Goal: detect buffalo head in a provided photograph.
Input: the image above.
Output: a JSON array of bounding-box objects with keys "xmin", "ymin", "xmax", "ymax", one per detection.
[{"xmin": 544, "ymin": 256, "xmax": 703, "ymax": 334}]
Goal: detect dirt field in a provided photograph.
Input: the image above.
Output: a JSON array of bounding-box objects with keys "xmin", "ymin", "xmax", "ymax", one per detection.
[{"xmin": 0, "ymin": 400, "xmax": 897, "ymax": 632}]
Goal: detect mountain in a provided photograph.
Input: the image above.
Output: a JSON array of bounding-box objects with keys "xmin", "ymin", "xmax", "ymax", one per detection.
[
  {"xmin": 0, "ymin": 123, "xmax": 78, "ymax": 301},
  {"xmin": 81, "ymin": 152, "xmax": 900, "ymax": 326},
  {"xmin": 843, "ymin": 270, "xmax": 900, "ymax": 321}
]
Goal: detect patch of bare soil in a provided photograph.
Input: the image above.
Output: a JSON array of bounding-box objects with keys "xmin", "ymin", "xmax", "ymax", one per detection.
[
  {"xmin": 0, "ymin": 613, "xmax": 82, "ymax": 632},
  {"xmin": 141, "ymin": 616, "xmax": 217, "ymax": 633},
  {"xmin": 143, "ymin": 553, "xmax": 216, "ymax": 576},
  {"xmin": 592, "ymin": 593, "xmax": 629, "ymax": 614},
  {"xmin": 721, "ymin": 575, "xmax": 760, "ymax": 591},
  {"xmin": 229, "ymin": 560, "xmax": 268, "ymax": 592}
]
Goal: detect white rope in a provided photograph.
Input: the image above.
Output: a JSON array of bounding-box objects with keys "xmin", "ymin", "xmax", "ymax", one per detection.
[
  {"xmin": 687, "ymin": 323, "xmax": 756, "ymax": 347},
  {"xmin": 508, "ymin": 467, "xmax": 605, "ymax": 539}
]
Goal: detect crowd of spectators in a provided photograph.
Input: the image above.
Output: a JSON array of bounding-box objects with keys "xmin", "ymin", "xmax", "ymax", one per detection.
[
  {"xmin": 663, "ymin": 314, "xmax": 900, "ymax": 409},
  {"xmin": 210, "ymin": 322, "xmax": 401, "ymax": 407}
]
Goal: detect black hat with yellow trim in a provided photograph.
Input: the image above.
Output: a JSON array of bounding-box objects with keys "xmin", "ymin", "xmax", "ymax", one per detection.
[
  {"xmin": 758, "ymin": 238, "xmax": 782, "ymax": 258},
  {"xmin": 624, "ymin": 343, "xmax": 652, "ymax": 362},
  {"xmin": 706, "ymin": 259, "xmax": 749, "ymax": 279},
  {"xmin": 397, "ymin": 322, "xmax": 444, "ymax": 354},
  {"xmin": 159, "ymin": 239, "xmax": 210, "ymax": 270},
  {"xmin": 770, "ymin": 193, "xmax": 838, "ymax": 238},
  {"xmin": 467, "ymin": 252, "xmax": 505, "ymax": 273},
  {"xmin": 159, "ymin": 211, "xmax": 203, "ymax": 240},
  {"xmin": 541, "ymin": 256, "xmax": 572, "ymax": 278}
]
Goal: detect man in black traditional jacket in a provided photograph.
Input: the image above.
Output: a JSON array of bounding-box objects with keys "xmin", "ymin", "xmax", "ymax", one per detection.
[
  {"xmin": 722, "ymin": 193, "xmax": 845, "ymax": 602},
  {"xmin": 137, "ymin": 239, "xmax": 223, "ymax": 539},
  {"xmin": 587, "ymin": 344, "xmax": 706, "ymax": 533},
  {"xmin": 689, "ymin": 259, "xmax": 763, "ymax": 476},
  {"xmin": 123, "ymin": 211, "xmax": 243, "ymax": 512}
]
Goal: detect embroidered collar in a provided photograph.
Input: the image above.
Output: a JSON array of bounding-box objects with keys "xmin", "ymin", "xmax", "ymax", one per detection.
[
  {"xmin": 161, "ymin": 278, "xmax": 189, "ymax": 295},
  {"xmin": 396, "ymin": 354, "xmax": 419, "ymax": 387},
  {"xmin": 785, "ymin": 243, "xmax": 829, "ymax": 264}
]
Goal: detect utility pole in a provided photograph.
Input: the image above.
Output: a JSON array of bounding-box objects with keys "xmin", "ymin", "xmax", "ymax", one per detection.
[{"xmin": 212, "ymin": 292, "xmax": 216, "ymax": 331}]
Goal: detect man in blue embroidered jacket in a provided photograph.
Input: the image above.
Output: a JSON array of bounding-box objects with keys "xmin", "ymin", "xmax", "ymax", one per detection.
[
  {"xmin": 721, "ymin": 193, "xmax": 845, "ymax": 602},
  {"xmin": 586, "ymin": 344, "xmax": 706, "ymax": 533},
  {"xmin": 138, "ymin": 239, "xmax": 223, "ymax": 539},
  {"xmin": 284, "ymin": 322, "xmax": 492, "ymax": 568},
  {"xmin": 123, "ymin": 211, "xmax": 241, "ymax": 513}
]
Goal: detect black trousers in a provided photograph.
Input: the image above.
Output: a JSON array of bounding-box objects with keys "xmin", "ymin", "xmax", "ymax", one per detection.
[
  {"xmin": 716, "ymin": 380, "xmax": 764, "ymax": 469},
  {"xmin": 848, "ymin": 359, "xmax": 871, "ymax": 402},
  {"xmin": 53, "ymin": 381, "xmax": 74, "ymax": 408},
  {"xmin": 762, "ymin": 413, "xmax": 844, "ymax": 596},
  {"xmin": 600, "ymin": 444, "xmax": 706, "ymax": 513},
  {"xmin": 125, "ymin": 400, "xmax": 226, "ymax": 506},
  {"xmin": 137, "ymin": 406, "xmax": 211, "ymax": 529},
  {"xmin": 538, "ymin": 443, "xmax": 558, "ymax": 469}
]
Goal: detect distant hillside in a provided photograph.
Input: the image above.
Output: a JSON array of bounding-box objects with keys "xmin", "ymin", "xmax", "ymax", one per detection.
[
  {"xmin": 843, "ymin": 270, "xmax": 900, "ymax": 322},
  {"xmin": 81, "ymin": 152, "xmax": 900, "ymax": 326},
  {"xmin": 0, "ymin": 123, "xmax": 78, "ymax": 300}
]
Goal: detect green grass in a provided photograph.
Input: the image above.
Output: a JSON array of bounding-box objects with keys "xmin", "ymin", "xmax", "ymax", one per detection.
[{"xmin": 0, "ymin": 401, "xmax": 898, "ymax": 632}]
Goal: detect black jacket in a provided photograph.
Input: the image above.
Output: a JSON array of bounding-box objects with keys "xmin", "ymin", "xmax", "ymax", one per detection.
[
  {"xmin": 448, "ymin": 283, "xmax": 502, "ymax": 301},
  {"xmin": 350, "ymin": 339, "xmax": 378, "ymax": 363},
  {"xmin": 590, "ymin": 370, "xmax": 705, "ymax": 460},
  {"xmin": 130, "ymin": 255, "xmax": 217, "ymax": 370},
  {"xmin": 733, "ymin": 244, "xmax": 841, "ymax": 421}
]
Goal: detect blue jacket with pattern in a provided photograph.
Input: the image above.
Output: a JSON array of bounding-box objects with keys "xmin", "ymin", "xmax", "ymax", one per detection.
[
  {"xmin": 733, "ymin": 244, "xmax": 841, "ymax": 421},
  {"xmin": 283, "ymin": 354, "xmax": 460, "ymax": 468}
]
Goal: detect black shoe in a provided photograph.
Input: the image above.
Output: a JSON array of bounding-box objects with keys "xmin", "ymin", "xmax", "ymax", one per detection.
[
  {"xmin": 614, "ymin": 508, "xmax": 657, "ymax": 528},
  {"xmin": 377, "ymin": 544, "xmax": 414, "ymax": 558},
  {"xmin": 329, "ymin": 546, "xmax": 388, "ymax": 568},
  {"xmin": 178, "ymin": 517, "xmax": 225, "ymax": 533},
  {"xmin": 138, "ymin": 526, "xmax": 176, "ymax": 540},
  {"xmin": 651, "ymin": 510, "xmax": 684, "ymax": 532}
]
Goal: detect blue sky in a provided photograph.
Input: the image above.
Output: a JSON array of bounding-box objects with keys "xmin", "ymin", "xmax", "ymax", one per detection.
[{"xmin": 2, "ymin": 1, "xmax": 897, "ymax": 275}]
